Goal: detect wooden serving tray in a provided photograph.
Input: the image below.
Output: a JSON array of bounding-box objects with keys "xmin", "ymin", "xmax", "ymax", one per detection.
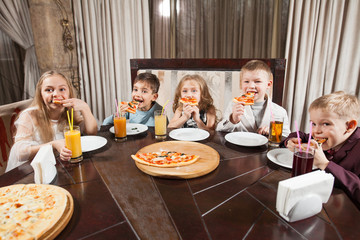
[
  {"xmin": 40, "ymin": 189, "xmax": 74, "ymax": 240},
  {"xmin": 134, "ymin": 141, "xmax": 220, "ymax": 179}
]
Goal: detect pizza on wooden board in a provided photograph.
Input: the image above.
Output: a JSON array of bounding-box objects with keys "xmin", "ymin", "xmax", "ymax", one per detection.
[
  {"xmin": 131, "ymin": 151, "xmax": 200, "ymax": 168},
  {"xmin": 233, "ymin": 92, "xmax": 255, "ymax": 105},
  {"xmin": 0, "ymin": 184, "xmax": 69, "ymax": 240},
  {"xmin": 121, "ymin": 101, "xmax": 139, "ymax": 114},
  {"xmin": 180, "ymin": 97, "xmax": 198, "ymax": 106}
]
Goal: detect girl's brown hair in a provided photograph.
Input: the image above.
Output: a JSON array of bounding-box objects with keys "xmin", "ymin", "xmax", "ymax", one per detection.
[
  {"xmin": 172, "ymin": 74, "xmax": 215, "ymax": 113},
  {"xmin": 31, "ymin": 70, "xmax": 82, "ymax": 142}
]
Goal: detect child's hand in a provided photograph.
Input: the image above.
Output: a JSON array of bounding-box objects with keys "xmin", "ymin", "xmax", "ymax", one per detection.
[
  {"xmin": 257, "ymin": 126, "xmax": 269, "ymax": 136},
  {"xmin": 285, "ymin": 137, "xmax": 301, "ymax": 152},
  {"xmin": 191, "ymin": 106, "xmax": 200, "ymax": 121},
  {"xmin": 63, "ymin": 98, "xmax": 89, "ymax": 112},
  {"xmin": 310, "ymin": 139, "xmax": 330, "ymax": 170},
  {"xmin": 52, "ymin": 139, "xmax": 71, "ymax": 161},
  {"xmin": 230, "ymin": 102, "xmax": 245, "ymax": 123},
  {"xmin": 59, "ymin": 146, "xmax": 72, "ymax": 161},
  {"xmin": 119, "ymin": 102, "xmax": 129, "ymax": 113},
  {"xmin": 182, "ymin": 104, "xmax": 193, "ymax": 119}
]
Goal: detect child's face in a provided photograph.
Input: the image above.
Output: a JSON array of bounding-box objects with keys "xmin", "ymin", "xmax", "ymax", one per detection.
[
  {"xmin": 180, "ymin": 80, "xmax": 201, "ymax": 103},
  {"xmin": 241, "ymin": 70, "xmax": 272, "ymax": 102},
  {"xmin": 41, "ymin": 75, "xmax": 70, "ymax": 110},
  {"xmin": 310, "ymin": 108, "xmax": 350, "ymax": 151},
  {"xmin": 132, "ymin": 81, "xmax": 158, "ymax": 111}
]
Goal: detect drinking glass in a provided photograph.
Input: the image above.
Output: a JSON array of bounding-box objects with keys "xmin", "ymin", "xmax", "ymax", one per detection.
[
  {"xmin": 291, "ymin": 146, "xmax": 314, "ymax": 177},
  {"xmin": 114, "ymin": 112, "xmax": 127, "ymax": 142},
  {"xmin": 64, "ymin": 125, "xmax": 83, "ymax": 163},
  {"xmin": 268, "ymin": 116, "xmax": 284, "ymax": 147},
  {"xmin": 154, "ymin": 110, "xmax": 167, "ymax": 140}
]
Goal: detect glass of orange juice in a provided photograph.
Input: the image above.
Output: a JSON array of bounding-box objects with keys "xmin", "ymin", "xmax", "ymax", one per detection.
[
  {"xmin": 154, "ymin": 110, "xmax": 167, "ymax": 140},
  {"xmin": 64, "ymin": 125, "xmax": 83, "ymax": 163},
  {"xmin": 114, "ymin": 112, "xmax": 127, "ymax": 142}
]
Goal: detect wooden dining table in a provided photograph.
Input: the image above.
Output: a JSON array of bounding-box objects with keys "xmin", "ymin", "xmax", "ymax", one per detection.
[{"xmin": 1, "ymin": 126, "xmax": 359, "ymax": 240}]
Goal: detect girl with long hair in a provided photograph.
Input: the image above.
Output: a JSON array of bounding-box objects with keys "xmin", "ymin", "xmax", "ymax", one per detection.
[
  {"xmin": 6, "ymin": 70, "xmax": 97, "ymax": 172},
  {"xmin": 168, "ymin": 74, "xmax": 216, "ymax": 130}
]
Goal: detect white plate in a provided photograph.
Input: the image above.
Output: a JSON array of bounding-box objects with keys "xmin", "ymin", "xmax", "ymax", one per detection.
[
  {"xmin": 169, "ymin": 128, "xmax": 210, "ymax": 141},
  {"xmin": 81, "ymin": 136, "xmax": 107, "ymax": 152},
  {"xmin": 224, "ymin": 132, "xmax": 268, "ymax": 147},
  {"xmin": 267, "ymin": 148, "xmax": 316, "ymax": 169},
  {"xmin": 267, "ymin": 148, "xmax": 294, "ymax": 168},
  {"xmin": 109, "ymin": 123, "xmax": 148, "ymax": 135}
]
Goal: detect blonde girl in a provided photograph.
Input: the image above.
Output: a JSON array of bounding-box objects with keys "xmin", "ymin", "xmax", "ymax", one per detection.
[
  {"xmin": 168, "ymin": 74, "xmax": 216, "ymax": 130},
  {"xmin": 6, "ymin": 70, "xmax": 97, "ymax": 172}
]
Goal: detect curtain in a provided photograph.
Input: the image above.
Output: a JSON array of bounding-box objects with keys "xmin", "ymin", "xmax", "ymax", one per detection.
[
  {"xmin": 284, "ymin": 0, "xmax": 360, "ymax": 131},
  {"xmin": 151, "ymin": 0, "xmax": 289, "ymax": 58},
  {"xmin": 0, "ymin": 0, "xmax": 40, "ymax": 100},
  {"xmin": 73, "ymin": 0, "xmax": 151, "ymax": 123},
  {"xmin": 0, "ymin": 30, "xmax": 24, "ymax": 105}
]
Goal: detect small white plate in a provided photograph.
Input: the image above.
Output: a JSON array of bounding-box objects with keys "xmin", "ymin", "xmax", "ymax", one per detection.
[
  {"xmin": 225, "ymin": 132, "xmax": 268, "ymax": 147},
  {"xmin": 81, "ymin": 136, "xmax": 107, "ymax": 152},
  {"xmin": 267, "ymin": 148, "xmax": 316, "ymax": 169},
  {"xmin": 169, "ymin": 128, "xmax": 210, "ymax": 141},
  {"xmin": 109, "ymin": 123, "xmax": 148, "ymax": 135}
]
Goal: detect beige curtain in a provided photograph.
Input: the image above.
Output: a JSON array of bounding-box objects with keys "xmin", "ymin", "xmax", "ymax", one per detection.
[
  {"xmin": 284, "ymin": 0, "xmax": 360, "ymax": 131},
  {"xmin": 73, "ymin": 0, "xmax": 151, "ymax": 123},
  {"xmin": 151, "ymin": 0, "xmax": 289, "ymax": 58},
  {"xmin": 0, "ymin": 0, "xmax": 40, "ymax": 100}
]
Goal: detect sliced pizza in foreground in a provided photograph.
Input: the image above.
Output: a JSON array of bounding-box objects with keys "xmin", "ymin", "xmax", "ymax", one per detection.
[{"xmin": 131, "ymin": 151, "xmax": 200, "ymax": 168}]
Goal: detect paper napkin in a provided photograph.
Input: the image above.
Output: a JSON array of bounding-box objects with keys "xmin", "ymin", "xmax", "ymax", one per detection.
[
  {"xmin": 30, "ymin": 144, "xmax": 57, "ymax": 184},
  {"xmin": 276, "ymin": 170, "xmax": 334, "ymax": 222}
]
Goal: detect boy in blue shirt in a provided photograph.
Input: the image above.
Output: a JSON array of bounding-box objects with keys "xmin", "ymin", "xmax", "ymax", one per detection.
[{"xmin": 103, "ymin": 73, "xmax": 163, "ymax": 127}]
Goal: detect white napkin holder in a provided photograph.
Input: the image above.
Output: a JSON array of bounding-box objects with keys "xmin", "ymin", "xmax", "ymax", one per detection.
[
  {"xmin": 30, "ymin": 144, "xmax": 57, "ymax": 184},
  {"xmin": 276, "ymin": 170, "xmax": 334, "ymax": 222}
]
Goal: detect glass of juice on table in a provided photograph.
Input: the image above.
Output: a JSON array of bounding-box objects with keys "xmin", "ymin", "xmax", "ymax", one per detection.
[
  {"xmin": 291, "ymin": 145, "xmax": 314, "ymax": 177},
  {"xmin": 114, "ymin": 112, "xmax": 127, "ymax": 142},
  {"xmin": 155, "ymin": 110, "xmax": 167, "ymax": 140},
  {"xmin": 64, "ymin": 125, "xmax": 83, "ymax": 163},
  {"xmin": 268, "ymin": 116, "xmax": 284, "ymax": 147}
]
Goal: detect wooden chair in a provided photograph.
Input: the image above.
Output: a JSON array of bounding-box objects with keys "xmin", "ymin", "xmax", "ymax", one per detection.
[{"xmin": 130, "ymin": 58, "xmax": 286, "ymax": 118}]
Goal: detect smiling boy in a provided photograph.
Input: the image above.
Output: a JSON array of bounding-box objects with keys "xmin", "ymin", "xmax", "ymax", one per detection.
[
  {"xmin": 283, "ymin": 91, "xmax": 360, "ymax": 209},
  {"xmin": 216, "ymin": 60, "xmax": 290, "ymax": 136},
  {"xmin": 102, "ymin": 73, "xmax": 164, "ymax": 127}
]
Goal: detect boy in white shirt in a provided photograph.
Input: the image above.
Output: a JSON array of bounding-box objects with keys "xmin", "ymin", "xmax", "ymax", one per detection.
[{"xmin": 216, "ymin": 60, "xmax": 290, "ymax": 137}]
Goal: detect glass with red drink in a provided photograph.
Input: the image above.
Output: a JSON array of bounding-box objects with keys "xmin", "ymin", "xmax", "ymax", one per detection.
[{"xmin": 291, "ymin": 146, "xmax": 314, "ymax": 177}]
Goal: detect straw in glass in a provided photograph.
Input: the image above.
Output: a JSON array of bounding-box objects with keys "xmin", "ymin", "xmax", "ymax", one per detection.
[
  {"xmin": 161, "ymin": 100, "xmax": 170, "ymax": 115},
  {"xmin": 115, "ymin": 99, "xmax": 119, "ymax": 118},
  {"xmin": 306, "ymin": 121, "xmax": 313, "ymax": 154},
  {"xmin": 294, "ymin": 120, "xmax": 302, "ymax": 153}
]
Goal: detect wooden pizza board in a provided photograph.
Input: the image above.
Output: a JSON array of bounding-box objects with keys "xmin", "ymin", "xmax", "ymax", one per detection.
[
  {"xmin": 40, "ymin": 189, "xmax": 74, "ymax": 240},
  {"xmin": 134, "ymin": 141, "xmax": 220, "ymax": 179}
]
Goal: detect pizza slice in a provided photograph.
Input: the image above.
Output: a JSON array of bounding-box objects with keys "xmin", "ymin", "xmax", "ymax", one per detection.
[
  {"xmin": 121, "ymin": 101, "xmax": 139, "ymax": 114},
  {"xmin": 52, "ymin": 98, "xmax": 63, "ymax": 104},
  {"xmin": 180, "ymin": 97, "xmax": 198, "ymax": 106},
  {"xmin": 131, "ymin": 151, "xmax": 200, "ymax": 168},
  {"xmin": 233, "ymin": 92, "xmax": 255, "ymax": 105}
]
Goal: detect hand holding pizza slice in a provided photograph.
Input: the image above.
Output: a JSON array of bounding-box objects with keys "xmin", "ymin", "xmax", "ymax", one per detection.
[{"xmin": 121, "ymin": 101, "xmax": 139, "ymax": 114}]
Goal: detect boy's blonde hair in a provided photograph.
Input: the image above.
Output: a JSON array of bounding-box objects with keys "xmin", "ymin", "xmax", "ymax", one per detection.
[
  {"xmin": 172, "ymin": 74, "xmax": 215, "ymax": 113},
  {"xmin": 309, "ymin": 91, "xmax": 360, "ymax": 120},
  {"xmin": 240, "ymin": 60, "xmax": 273, "ymax": 82}
]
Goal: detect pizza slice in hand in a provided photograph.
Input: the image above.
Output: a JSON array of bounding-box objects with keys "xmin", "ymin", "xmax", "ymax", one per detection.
[
  {"xmin": 233, "ymin": 92, "xmax": 255, "ymax": 105},
  {"xmin": 180, "ymin": 97, "xmax": 198, "ymax": 106},
  {"xmin": 121, "ymin": 101, "xmax": 139, "ymax": 114}
]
